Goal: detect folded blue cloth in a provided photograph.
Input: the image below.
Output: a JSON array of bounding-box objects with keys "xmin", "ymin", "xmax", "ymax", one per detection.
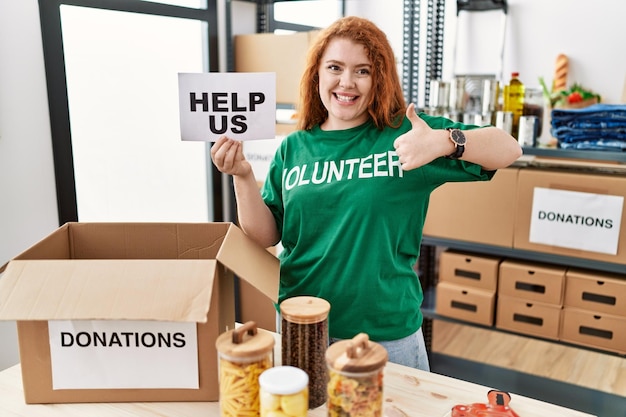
[{"xmin": 551, "ymin": 104, "xmax": 626, "ymax": 151}]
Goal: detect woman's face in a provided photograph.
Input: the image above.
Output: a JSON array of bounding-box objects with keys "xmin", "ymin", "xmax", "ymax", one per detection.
[{"xmin": 317, "ymin": 37, "xmax": 373, "ymax": 131}]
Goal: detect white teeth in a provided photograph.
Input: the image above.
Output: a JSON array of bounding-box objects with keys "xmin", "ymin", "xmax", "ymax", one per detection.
[{"xmin": 335, "ymin": 94, "xmax": 356, "ymax": 102}]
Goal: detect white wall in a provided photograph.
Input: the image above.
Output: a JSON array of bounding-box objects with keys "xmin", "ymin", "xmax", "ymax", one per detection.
[
  {"xmin": 0, "ymin": 0, "xmax": 57, "ymax": 370},
  {"xmin": 1, "ymin": 0, "xmax": 625, "ymax": 371}
]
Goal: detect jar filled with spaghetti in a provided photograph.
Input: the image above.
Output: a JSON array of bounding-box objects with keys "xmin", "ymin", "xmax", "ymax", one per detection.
[
  {"xmin": 325, "ymin": 333, "xmax": 388, "ymax": 417},
  {"xmin": 259, "ymin": 366, "xmax": 309, "ymax": 417},
  {"xmin": 280, "ymin": 296, "xmax": 330, "ymax": 409},
  {"xmin": 215, "ymin": 321, "xmax": 274, "ymax": 417}
]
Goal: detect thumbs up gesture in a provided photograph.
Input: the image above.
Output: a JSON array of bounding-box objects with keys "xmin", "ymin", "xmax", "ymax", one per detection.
[{"xmin": 393, "ymin": 103, "xmax": 451, "ymax": 171}]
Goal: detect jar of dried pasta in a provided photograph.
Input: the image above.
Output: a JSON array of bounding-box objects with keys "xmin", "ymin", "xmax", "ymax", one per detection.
[
  {"xmin": 215, "ymin": 321, "xmax": 275, "ymax": 417},
  {"xmin": 280, "ymin": 296, "xmax": 330, "ymax": 409},
  {"xmin": 325, "ymin": 333, "xmax": 388, "ymax": 417},
  {"xmin": 259, "ymin": 365, "xmax": 309, "ymax": 417}
]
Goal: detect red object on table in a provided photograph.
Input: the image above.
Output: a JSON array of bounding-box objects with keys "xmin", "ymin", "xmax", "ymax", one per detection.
[{"xmin": 451, "ymin": 390, "xmax": 521, "ymax": 417}]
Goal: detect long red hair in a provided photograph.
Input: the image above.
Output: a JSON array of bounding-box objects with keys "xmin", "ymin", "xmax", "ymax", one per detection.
[{"xmin": 297, "ymin": 16, "xmax": 406, "ymax": 131}]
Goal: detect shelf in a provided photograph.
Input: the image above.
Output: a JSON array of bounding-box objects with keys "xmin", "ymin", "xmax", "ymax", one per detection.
[
  {"xmin": 522, "ymin": 147, "xmax": 626, "ymax": 163},
  {"xmin": 421, "ymin": 236, "xmax": 626, "ymax": 275}
]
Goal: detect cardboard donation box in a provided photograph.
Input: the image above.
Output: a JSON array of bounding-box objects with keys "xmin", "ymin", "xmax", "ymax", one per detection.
[
  {"xmin": 234, "ymin": 31, "xmax": 319, "ymax": 105},
  {"xmin": 0, "ymin": 222, "xmax": 279, "ymax": 404},
  {"xmin": 424, "ymin": 167, "xmax": 519, "ymax": 248},
  {"xmin": 514, "ymin": 168, "xmax": 626, "ymax": 263}
]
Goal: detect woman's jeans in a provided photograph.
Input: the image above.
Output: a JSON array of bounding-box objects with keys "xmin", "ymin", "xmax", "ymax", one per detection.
[{"xmin": 331, "ymin": 327, "xmax": 430, "ymax": 371}]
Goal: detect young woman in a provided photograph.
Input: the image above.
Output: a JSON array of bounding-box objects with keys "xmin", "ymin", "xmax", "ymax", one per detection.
[{"xmin": 211, "ymin": 16, "xmax": 522, "ymax": 370}]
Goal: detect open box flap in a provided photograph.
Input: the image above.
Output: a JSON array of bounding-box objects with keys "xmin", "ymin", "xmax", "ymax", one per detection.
[
  {"xmin": 217, "ymin": 224, "xmax": 279, "ymax": 303},
  {"xmin": 0, "ymin": 259, "xmax": 215, "ymax": 323}
]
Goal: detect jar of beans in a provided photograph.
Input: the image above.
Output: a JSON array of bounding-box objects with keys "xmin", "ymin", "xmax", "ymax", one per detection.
[
  {"xmin": 259, "ymin": 366, "xmax": 309, "ymax": 417},
  {"xmin": 280, "ymin": 296, "xmax": 330, "ymax": 409},
  {"xmin": 215, "ymin": 321, "xmax": 275, "ymax": 417},
  {"xmin": 325, "ymin": 333, "xmax": 388, "ymax": 417}
]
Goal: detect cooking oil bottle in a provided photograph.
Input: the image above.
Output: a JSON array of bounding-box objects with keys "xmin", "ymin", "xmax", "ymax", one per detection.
[{"xmin": 503, "ymin": 72, "xmax": 525, "ymax": 138}]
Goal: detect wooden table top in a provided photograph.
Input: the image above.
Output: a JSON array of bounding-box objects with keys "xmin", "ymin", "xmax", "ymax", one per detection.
[{"xmin": 0, "ymin": 362, "xmax": 595, "ymax": 417}]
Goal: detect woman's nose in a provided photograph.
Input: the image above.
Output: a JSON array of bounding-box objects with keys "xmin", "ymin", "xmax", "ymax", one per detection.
[{"xmin": 339, "ymin": 72, "xmax": 355, "ymax": 88}]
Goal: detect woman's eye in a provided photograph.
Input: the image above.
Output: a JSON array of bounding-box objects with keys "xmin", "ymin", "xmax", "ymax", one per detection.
[
  {"xmin": 356, "ymin": 68, "xmax": 371, "ymax": 76},
  {"xmin": 327, "ymin": 64, "xmax": 341, "ymax": 72}
]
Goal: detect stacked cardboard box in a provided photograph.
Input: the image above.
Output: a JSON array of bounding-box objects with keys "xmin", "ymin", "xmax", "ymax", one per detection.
[
  {"xmin": 496, "ymin": 260, "xmax": 566, "ymax": 340},
  {"xmin": 435, "ymin": 251, "xmax": 501, "ymax": 326},
  {"xmin": 560, "ymin": 269, "xmax": 626, "ymax": 354}
]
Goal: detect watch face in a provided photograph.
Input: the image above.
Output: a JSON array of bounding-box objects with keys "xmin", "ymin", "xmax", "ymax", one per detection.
[{"xmin": 451, "ymin": 129, "xmax": 466, "ymax": 145}]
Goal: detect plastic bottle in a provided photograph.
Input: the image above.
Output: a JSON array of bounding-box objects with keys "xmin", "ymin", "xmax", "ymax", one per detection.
[{"xmin": 503, "ymin": 72, "xmax": 525, "ymax": 138}]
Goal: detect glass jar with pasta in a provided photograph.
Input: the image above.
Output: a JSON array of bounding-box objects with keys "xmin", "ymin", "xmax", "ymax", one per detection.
[
  {"xmin": 215, "ymin": 321, "xmax": 275, "ymax": 417},
  {"xmin": 325, "ymin": 333, "xmax": 388, "ymax": 417}
]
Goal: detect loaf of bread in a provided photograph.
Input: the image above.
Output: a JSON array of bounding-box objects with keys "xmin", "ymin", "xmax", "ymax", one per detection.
[{"xmin": 552, "ymin": 54, "xmax": 569, "ymax": 93}]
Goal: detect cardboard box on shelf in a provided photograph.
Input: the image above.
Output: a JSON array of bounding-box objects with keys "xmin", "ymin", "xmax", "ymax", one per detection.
[
  {"xmin": 435, "ymin": 281, "xmax": 496, "ymax": 326},
  {"xmin": 498, "ymin": 260, "xmax": 566, "ymax": 305},
  {"xmin": 513, "ymin": 168, "xmax": 626, "ymax": 264},
  {"xmin": 560, "ymin": 307, "xmax": 626, "ymax": 355},
  {"xmin": 0, "ymin": 222, "xmax": 279, "ymax": 404},
  {"xmin": 496, "ymin": 295, "xmax": 562, "ymax": 340},
  {"xmin": 424, "ymin": 167, "xmax": 519, "ymax": 248},
  {"xmin": 564, "ymin": 268, "xmax": 626, "ymax": 317},
  {"xmin": 234, "ymin": 31, "xmax": 319, "ymax": 105},
  {"xmin": 438, "ymin": 251, "xmax": 501, "ymax": 291}
]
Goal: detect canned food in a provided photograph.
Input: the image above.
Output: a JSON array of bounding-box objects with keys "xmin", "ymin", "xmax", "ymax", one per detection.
[
  {"xmin": 495, "ymin": 111, "xmax": 513, "ymax": 135},
  {"xmin": 518, "ymin": 115, "xmax": 539, "ymax": 147}
]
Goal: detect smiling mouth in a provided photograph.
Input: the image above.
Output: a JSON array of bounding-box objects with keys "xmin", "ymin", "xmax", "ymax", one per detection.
[{"xmin": 334, "ymin": 93, "xmax": 358, "ymax": 103}]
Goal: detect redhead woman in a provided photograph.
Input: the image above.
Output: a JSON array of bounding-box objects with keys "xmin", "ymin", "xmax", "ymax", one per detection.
[{"xmin": 211, "ymin": 16, "xmax": 521, "ymax": 370}]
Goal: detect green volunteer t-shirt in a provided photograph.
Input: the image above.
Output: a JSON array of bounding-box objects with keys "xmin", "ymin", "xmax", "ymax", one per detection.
[{"xmin": 261, "ymin": 113, "xmax": 494, "ymax": 341}]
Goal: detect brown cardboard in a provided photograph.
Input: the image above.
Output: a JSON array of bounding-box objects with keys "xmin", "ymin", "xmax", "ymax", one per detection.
[
  {"xmin": 0, "ymin": 222, "xmax": 279, "ymax": 404},
  {"xmin": 560, "ymin": 307, "xmax": 626, "ymax": 354},
  {"xmin": 498, "ymin": 260, "xmax": 566, "ymax": 305},
  {"xmin": 438, "ymin": 251, "xmax": 501, "ymax": 291},
  {"xmin": 424, "ymin": 167, "xmax": 519, "ymax": 248},
  {"xmin": 435, "ymin": 282, "xmax": 495, "ymax": 326},
  {"xmin": 513, "ymin": 168, "xmax": 626, "ymax": 263},
  {"xmin": 234, "ymin": 31, "xmax": 319, "ymax": 105},
  {"xmin": 564, "ymin": 268, "xmax": 626, "ymax": 316},
  {"xmin": 496, "ymin": 295, "xmax": 562, "ymax": 340}
]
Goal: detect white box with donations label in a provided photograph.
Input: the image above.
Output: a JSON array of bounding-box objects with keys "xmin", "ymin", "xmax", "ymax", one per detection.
[
  {"xmin": 0, "ymin": 222, "xmax": 279, "ymax": 404},
  {"xmin": 514, "ymin": 168, "xmax": 626, "ymax": 263}
]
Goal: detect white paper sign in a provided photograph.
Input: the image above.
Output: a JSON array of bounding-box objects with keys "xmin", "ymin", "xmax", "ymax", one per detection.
[
  {"xmin": 529, "ymin": 187, "xmax": 624, "ymax": 255},
  {"xmin": 178, "ymin": 72, "xmax": 276, "ymax": 141},
  {"xmin": 48, "ymin": 320, "xmax": 198, "ymax": 389}
]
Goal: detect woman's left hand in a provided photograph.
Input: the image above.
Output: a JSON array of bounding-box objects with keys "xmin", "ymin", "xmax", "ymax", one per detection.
[{"xmin": 393, "ymin": 103, "xmax": 450, "ymax": 171}]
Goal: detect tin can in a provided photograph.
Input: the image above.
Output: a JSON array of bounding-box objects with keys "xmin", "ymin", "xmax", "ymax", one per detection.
[
  {"xmin": 518, "ymin": 115, "xmax": 539, "ymax": 147},
  {"xmin": 495, "ymin": 111, "xmax": 513, "ymax": 135}
]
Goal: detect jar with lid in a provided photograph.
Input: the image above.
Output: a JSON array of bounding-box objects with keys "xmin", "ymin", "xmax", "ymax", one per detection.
[
  {"xmin": 259, "ymin": 366, "xmax": 309, "ymax": 417},
  {"xmin": 280, "ymin": 296, "xmax": 330, "ymax": 409},
  {"xmin": 215, "ymin": 321, "xmax": 274, "ymax": 417},
  {"xmin": 325, "ymin": 333, "xmax": 388, "ymax": 417}
]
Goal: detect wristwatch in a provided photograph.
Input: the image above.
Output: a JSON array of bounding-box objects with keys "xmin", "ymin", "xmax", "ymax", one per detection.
[{"xmin": 445, "ymin": 128, "xmax": 466, "ymax": 159}]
